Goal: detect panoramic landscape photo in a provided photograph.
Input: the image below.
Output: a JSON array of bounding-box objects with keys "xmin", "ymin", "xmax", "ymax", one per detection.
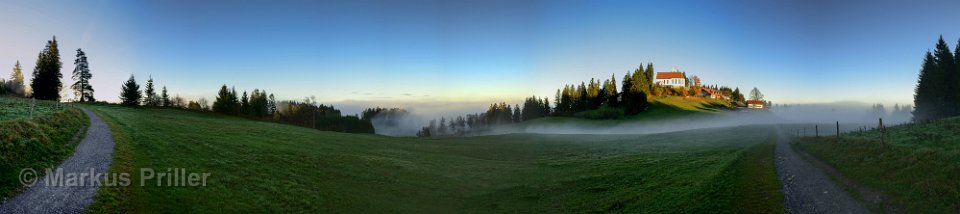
[{"xmin": 1, "ymin": 0, "xmax": 959, "ymax": 213}]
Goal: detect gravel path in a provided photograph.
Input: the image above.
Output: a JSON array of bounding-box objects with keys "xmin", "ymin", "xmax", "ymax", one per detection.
[
  {"xmin": 0, "ymin": 109, "xmax": 115, "ymax": 214},
  {"xmin": 774, "ymin": 127, "xmax": 869, "ymax": 214}
]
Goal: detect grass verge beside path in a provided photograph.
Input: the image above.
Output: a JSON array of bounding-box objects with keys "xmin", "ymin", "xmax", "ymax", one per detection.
[
  {"xmin": 796, "ymin": 117, "xmax": 960, "ymax": 213},
  {"xmin": 85, "ymin": 108, "xmax": 136, "ymax": 213},
  {"xmin": 0, "ymin": 108, "xmax": 88, "ymax": 199}
]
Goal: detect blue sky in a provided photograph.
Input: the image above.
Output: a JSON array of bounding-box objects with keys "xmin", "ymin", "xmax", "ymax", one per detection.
[{"xmin": 1, "ymin": 0, "xmax": 959, "ymax": 115}]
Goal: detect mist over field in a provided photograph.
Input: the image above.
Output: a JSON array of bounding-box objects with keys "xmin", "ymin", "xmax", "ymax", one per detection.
[{"xmin": 366, "ymin": 101, "xmax": 913, "ymax": 137}]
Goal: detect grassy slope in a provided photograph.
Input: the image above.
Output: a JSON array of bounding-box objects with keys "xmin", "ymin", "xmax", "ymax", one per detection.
[
  {"xmin": 0, "ymin": 105, "xmax": 88, "ymax": 199},
  {"xmin": 85, "ymin": 104, "xmax": 779, "ymax": 213},
  {"xmin": 796, "ymin": 117, "xmax": 960, "ymax": 213},
  {"xmin": 527, "ymin": 96, "xmax": 735, "ymax": 127}
]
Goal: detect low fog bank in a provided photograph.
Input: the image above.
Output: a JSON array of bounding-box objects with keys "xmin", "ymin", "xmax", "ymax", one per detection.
[
  {"xmin": 474, "ymin": 102, "xmax": 913, "ymax": 136},
  {"xmin": 362, "ymin": 101, "xmax": 913, "ymax": 137},
  {"xmin": 369, "ymin": 110, "xmax": 426, "ymax": 136}
]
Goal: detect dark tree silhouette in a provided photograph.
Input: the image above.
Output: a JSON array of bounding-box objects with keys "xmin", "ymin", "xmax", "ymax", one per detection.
[
  {"xmin": 143, "ymin": 76, "xmax": 159, "ymax": 106},
  {"xmin": 161, "ymin": 86, "xmax": 170, "ymax": 107},
  {"xmin": 913, "ymin": 36, "xmax": 960, "ymax": 121},
  {"xmin": 30, "ymin": 36, "xmax": 63, "ymax": 101},
  {"xmin": 71, "ymin": 49, "xmax": 94, "ymax": 102},
  {"xmin": 119, "ymin": 75, "xmax": 141, "ymax": 106},
  {"xmin": 213, "ymin": 85, "xmax": 239, "ymax": 114}
]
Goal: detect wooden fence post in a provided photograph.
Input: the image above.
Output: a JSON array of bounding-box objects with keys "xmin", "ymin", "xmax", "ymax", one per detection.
[
  {"xmin": 836, "ymin": 121, "xmax": 840, "ymax": 141},
  {"xmin": 29, "ymin": 98, "xmax": 35, "ymax": 119},
  {"xmin": 879, "ymin": 118, "xmax": 885, "ymax": 145}
]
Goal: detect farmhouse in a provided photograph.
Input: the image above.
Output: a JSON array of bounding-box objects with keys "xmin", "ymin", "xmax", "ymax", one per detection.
[
  {"xmin": 700, "ymin": 88, "xmax": 728, "ymax": 100},
  {"xmin": 746, "ymin": 100, "xmax": 765, "ymax": 109},
  {"xmin": 655, "ymin": 68, "xmax": 686, "ymax": 87}
]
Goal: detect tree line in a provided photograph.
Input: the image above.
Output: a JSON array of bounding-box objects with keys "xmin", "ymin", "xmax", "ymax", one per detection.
[
  {"xmin": 118, "ymin": 76, "xmax": 374, "ymax": 133},
  {"xmin": 914, "ymin": 36, "xmax": 960, "ymax": 122},
  {"xmin": 416, "ymin": 63, "xmax": 752, "ymax": 137},
  {"xmin": 0, "ymin": 36, "xmax": 94, "ymax": 102}
]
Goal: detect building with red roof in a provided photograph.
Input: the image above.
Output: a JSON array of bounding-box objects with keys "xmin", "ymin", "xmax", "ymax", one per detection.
[{"xmin": 654, "ymin": 67, "xmax": 686, "ymax": 87}]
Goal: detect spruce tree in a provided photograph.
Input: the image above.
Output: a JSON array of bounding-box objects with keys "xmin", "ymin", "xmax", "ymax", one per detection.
[
  {"xmin": 8, "ymin": 61, "xmax": 25, "ymax": 96},
  {"xmin": 606, "ymin": 74, "xmax": 619, "ymax": 107},
  {"xmin": 161, "ymin": 86, "xmax": 170, "ymax": 107},
  {"xmin": 645, "ymin": 63, "xmax": 655, "ymax": 92},
  {"xmin": 213, "ymin": 85, "xmax": 232, "ymax": 114},
  {"xmin": 30, "ymin": 36, "xmax": 63, "ymax": 100},
  {"xmin": 513, "ymin": 105, "xmax": 521, "ymax": 123},
  {"xmin": 119, "ymin": 75, "xmax": 141, "ymax": 106},
  {"xmin": 621, "ymin": 72, "xmax": 633, "ymax": 112},
  {"xmin": 934, "ymin": 36, "xmax": 957, "ymax": 118},
  {"xmin": 241, "ymin": 91, "xmax": 249, "ymax": 115},
  {"xmin": 144, "ymin": 76, "xmax": 157, "ymax": 106},
  {"xmin": 914, "ymin": 51, "xmax": 938, "ymax": 121},
  {"xmin": 230, "ymin": 87, "xmax": 239, "ymax": 115},
  {"xmin": 71, "ymin": 49, "xmax": 94, "ymax": 102}
]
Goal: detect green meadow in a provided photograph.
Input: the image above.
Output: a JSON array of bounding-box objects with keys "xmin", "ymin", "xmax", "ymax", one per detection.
[{"xmin": 83, "ymin": 104, "xmax": 781, "ymax": 213}]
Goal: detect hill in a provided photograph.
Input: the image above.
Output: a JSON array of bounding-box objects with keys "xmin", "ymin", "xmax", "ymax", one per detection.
[
  {"xmin": 796, "ymin": 117, "xmax": 960, "ymax": 212},
  {"xmin": 573, "ymin": 96, "xmax": 734, "ymax": 120},
  {"xmin": 84, "ymin": 104, "xmax": 779, "ymax": 213}
]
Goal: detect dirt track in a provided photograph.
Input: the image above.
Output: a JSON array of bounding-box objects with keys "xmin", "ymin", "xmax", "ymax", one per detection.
[{"xmin": 774, "ymin": 127, "xmax": 870, "ymax": 214}]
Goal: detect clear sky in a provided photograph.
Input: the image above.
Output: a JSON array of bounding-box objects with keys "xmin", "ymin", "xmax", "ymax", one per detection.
[{"xmin": 1, "ymin": 0, "xmax": 959, "ymax": 115}]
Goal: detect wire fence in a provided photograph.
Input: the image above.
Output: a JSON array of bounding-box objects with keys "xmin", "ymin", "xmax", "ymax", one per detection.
[{"xmin": 789, "ymin": 118, "xmax": 901, "ymax": 145}]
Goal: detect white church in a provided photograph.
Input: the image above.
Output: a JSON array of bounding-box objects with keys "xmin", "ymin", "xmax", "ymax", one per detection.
[{"xmin": 655, "ymin": 67, "xmax": 686, "ymax": 87}]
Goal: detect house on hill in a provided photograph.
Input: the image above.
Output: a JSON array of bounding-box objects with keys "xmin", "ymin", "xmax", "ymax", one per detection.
[
  {"xmin": 701, "ymin": 88, "xmax": 728, "ymax": 100},
  {"xmin": 655, "ymin": 68, "xmax": 686, "ymax": 87},
  {"xmin": 747, "ymin": 100, "xmax": 765, "ymax": 109}
]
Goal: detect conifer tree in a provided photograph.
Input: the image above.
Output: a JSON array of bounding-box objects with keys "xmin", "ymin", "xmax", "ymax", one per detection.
[
  {"xmin": 914, "ymin": 50, "xmax": 938, "ymax": 121},
  {"xmin": 71, "ymin": 49, "xmax": 94, "ymax": 102},
  {"xmin": 213, "ymin": 85, "xmax": 235, "ymax": 114},
  {"xmin": 8, "ymin": 61, "xmax": 25, "ymax": 96},
  {"xmin": 606, "ymin": 74, "xmax": 618, "ymax": 106},
  {"xmin": 161, "ymin": 86, "xmax": 170, "ymax": 107},
  {"xmin": 30, "ymin": 36, "xmax": 63, "ymax": 100},
  {"xmin": 934, "ymin": 36, "xmax": 957, "ymax": 117},
  {"xmin": 241, "ymin": 91, "xmax": 250, "ymax": 115},
  {"xmin": 513, "ymin": 105, "xmax": 521, "ymax": 122},
  {"xmin": 645, "ymin": 63, "xmax": 655, "ymax": 92},
  {"xmin": 144, "ymin": 76, "xmax": 158, "ymax": 106},
  {"xmin": 119, "ymin": 75, "xmax": 141, "ymax": 106}
]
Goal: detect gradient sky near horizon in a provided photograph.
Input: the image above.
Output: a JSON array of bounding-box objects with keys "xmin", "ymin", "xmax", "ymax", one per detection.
[{"xmin": 2, "ymin": 0, "xmax": 959, "ymax": 115}]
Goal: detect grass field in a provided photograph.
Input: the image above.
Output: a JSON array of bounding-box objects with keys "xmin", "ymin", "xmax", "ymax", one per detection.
[
  {"xmin": 572, "ymin": 96, "xmax": 733, "ymax": 120},
  {"xmin": 0, "ymin": 97, "xmax": 87, "ymax": 199},
  {"xmin": 83, "ymin": 104, "xmax": 781, "ymax": 213},
  {"xmin": 796, "ymin": 117, "xmax": 960, "ymax": 213},
  {"xmin": 0, "ymin": 97, "xmax": 72, "ymax": 121}
]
